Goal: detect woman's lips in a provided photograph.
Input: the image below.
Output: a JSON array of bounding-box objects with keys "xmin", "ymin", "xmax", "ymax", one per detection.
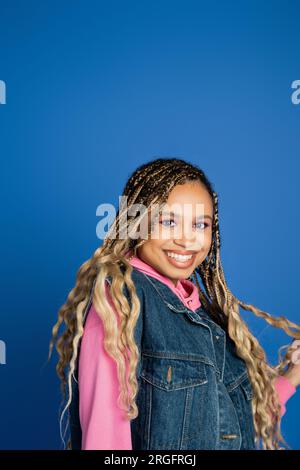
[{"xmin": 162, "ymin": 250, "xmax": 197, "ymax": 269}]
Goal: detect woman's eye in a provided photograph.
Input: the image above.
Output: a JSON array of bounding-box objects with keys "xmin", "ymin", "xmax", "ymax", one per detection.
[
  {"xmin": 194, "ymin": 222, "xmax": 208, "ymax": 230},
  {"xmin": 160, "ymin": 219, "xmax": 176, "ymax": 227},
  {"xmin": 159, "ymin": 220, "xmax": 209, "ymax": 230}
]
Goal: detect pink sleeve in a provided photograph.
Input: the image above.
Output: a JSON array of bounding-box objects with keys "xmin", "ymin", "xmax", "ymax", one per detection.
[
  {"xmin": 274, "ymin": 375, "xmax": 296, "ymax": 417},
  {"xmin": 78, "ymin": 281, "xmax": 132, "ymax": 450}
]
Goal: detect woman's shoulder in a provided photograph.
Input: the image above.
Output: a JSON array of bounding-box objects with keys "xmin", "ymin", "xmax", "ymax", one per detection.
[
  {"xmin": 85, "ymin": 270, "xmax": 146, "ymax": 322},
  {"xmin": 105, "ymin": 265, "xmax": 147, "ymax": 294}
]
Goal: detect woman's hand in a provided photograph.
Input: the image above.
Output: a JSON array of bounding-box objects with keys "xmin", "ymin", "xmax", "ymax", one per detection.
[{"xmin": 282, "ymin": 340, "xmax": 300, "ymax": 388}]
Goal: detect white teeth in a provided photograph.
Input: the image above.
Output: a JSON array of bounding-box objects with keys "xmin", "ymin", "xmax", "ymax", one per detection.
[{"xmin": 166, "ymin": 251, "xmax": 193, "ymax": 262}]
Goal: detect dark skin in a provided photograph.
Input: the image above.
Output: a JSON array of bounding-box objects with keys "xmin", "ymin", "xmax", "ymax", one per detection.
[
  {"xmin": 137, "ymin": 181, "xmax": 213, "ymax": 287},
  {"xmin": 137, "ymin": 182, "xmax": 300, "ymax": 388}
]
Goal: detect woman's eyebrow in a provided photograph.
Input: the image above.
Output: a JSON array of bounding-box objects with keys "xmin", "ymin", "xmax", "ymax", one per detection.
[{"xmin": 160, "ymin": 211, "xmax": 213, "ymax": 221}]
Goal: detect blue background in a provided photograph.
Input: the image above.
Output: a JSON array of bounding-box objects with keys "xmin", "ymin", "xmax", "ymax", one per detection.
[{"xmin": 0, "ymin": 0, "xmax": 299, "ymax": 450}]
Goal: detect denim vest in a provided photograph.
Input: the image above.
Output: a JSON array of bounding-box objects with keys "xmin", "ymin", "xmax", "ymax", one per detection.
[{"xmin": 68, "ymin": 266, "xmax": 256, "ymax": 450}]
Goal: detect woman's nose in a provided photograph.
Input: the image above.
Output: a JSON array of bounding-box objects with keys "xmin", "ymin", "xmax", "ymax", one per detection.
[{"xmin": 173, "ymin": 232, "xmax": 196, "ymax": 248}]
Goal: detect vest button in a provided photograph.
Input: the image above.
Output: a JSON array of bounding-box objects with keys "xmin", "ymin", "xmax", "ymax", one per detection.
[{"xmin": 215, "ymin": 335, "xmax": 220, "ymax": 340}]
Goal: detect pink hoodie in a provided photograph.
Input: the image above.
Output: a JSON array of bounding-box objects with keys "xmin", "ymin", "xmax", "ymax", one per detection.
[{"xmin": 78, "ymin": 254, "xmax": 296, "ymax": 450}]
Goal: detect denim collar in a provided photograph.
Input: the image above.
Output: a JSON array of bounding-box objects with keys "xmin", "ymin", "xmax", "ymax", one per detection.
[
  {"xmin": 138, "ymin": 269, "xmax": 198, "ymax": 314},
  {"xmin": 133, "ymin": 268, "xmax": 225, "ymax": 336}
]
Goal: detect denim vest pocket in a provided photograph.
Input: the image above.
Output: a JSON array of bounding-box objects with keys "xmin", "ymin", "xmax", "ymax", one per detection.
[
  {"xmin": 140, "ymin": 353, "xmax": 208, "ymax": 390},
  {"xmin": 133, "ymin": 353, "xmax": 211, "ymax": 450}
]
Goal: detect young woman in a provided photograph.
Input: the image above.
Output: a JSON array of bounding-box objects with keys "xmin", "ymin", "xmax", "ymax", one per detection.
[{"xmin": 49, "ymin": 157, "xmax": 300, "ymax": 450}]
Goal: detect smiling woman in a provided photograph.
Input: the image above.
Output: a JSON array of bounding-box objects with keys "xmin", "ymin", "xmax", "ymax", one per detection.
[
  {"xmin": 136, "ymin": 181, "xmax": 213, "ymax": 286},
  {"xmin": 49, "ymin": 157, "xmax": 300, "ymax": 450}
]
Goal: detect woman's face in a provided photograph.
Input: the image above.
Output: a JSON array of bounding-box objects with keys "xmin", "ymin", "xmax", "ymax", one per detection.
[{"xmin": 136, "ymin": 181, "xmax": 214, "ymax": 286}]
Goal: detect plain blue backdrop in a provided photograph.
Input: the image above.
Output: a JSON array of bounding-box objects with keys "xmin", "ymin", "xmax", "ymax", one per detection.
[{"xmin": 0, "ymin": 0, "xmax": 299, "ymax": 450}]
